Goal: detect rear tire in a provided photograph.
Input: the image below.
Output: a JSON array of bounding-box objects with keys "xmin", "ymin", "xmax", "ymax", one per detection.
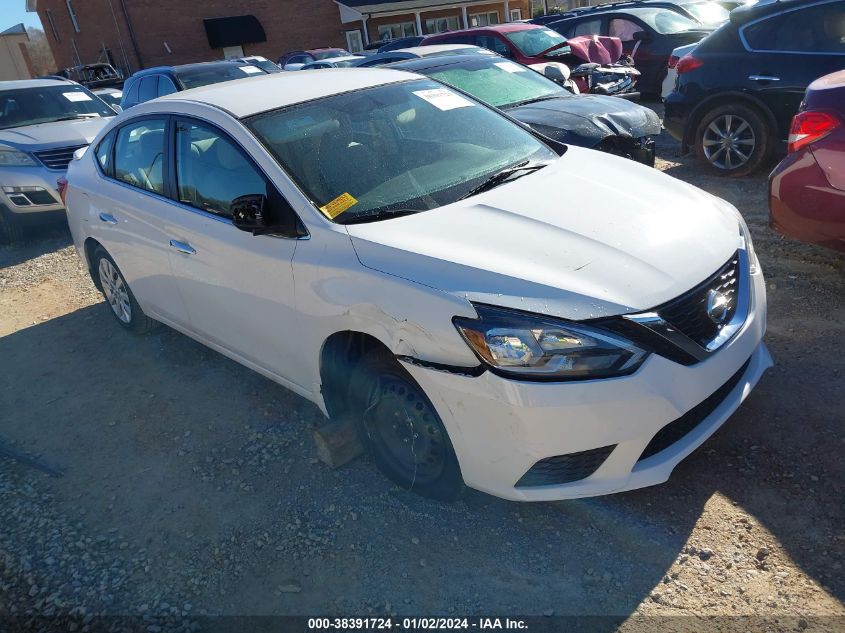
[
  {"xmin": 93, "ymin": 247, "xmax": 157, "ymax": 334},
  {"xmin": 348, "ymin": 348, "xmax": 465, "ymax": 501},
  {"xmin": 695, "ymin": 103, "xmax": 772, "ymax": 177},
  {"xmin": 0, "ymin": 207, "xmax": 24, "ymax": 244}
]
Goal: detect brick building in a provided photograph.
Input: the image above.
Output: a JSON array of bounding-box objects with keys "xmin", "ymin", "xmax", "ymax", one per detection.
[{"xmin": 26, "ymin": 0, "xmax": 530, "ymax": 76}]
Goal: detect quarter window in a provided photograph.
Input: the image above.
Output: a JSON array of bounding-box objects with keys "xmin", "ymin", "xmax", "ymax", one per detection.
[
  {"xmin": 175, "ymin": 120, "xmax": 268, "ymax": 218},
  {"xmin": 95, "ymin": 130, "xmax": 115, "ymax": 177},
  {"xmin": 743, "ymin": 2, "xmax": 845, "ymax": 53},
  {"xmin": 114, "ymin": 119, "xmax": 167, "ymax": 195}
]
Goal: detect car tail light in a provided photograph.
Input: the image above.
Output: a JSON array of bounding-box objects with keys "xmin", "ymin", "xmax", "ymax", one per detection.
[
  {"xmin": 675, "ymin": 55, "xmax": 703, "ymax": 74},
  {"xmin": 787, "ymin": 110, "xmax": 840, "ymax": 153},
  {"xmin": 57, "ymin": 177, "xmax": 68, "ymax": 205},
  {"xmin": 667, "ymin": 55, "xmax": 680, "ymax": 69}
]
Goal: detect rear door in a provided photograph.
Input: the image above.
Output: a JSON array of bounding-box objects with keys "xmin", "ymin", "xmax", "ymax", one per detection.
[
  {"xmin": 739, "ymin": 0, "xmax": 845, "ymax": 140},
  {"xmin": 163, "ymin": 117, "xmax": 306, "ymax": 386}
]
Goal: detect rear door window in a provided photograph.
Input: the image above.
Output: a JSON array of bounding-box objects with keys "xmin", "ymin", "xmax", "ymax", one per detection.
[
  {"xmin": 743, "ymin": 1, "xmax": 845, "ymax": 53},
  {"xmin": 114, "ymin": 118, "xmax": 168, "ymax": 195}
]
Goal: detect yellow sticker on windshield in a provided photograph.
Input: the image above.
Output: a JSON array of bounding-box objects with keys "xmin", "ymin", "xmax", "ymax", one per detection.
[{"xmin": 319, "ymin": 192, "xmax": 358, "ymax": 219}]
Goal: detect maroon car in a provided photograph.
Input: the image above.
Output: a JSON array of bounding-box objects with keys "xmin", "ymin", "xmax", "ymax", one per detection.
[{"xmin": 769, "ymin": 71, "xmax": 845, "ymax": 253}]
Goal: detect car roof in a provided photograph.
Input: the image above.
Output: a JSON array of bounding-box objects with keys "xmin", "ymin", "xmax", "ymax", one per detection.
[
  {"xmin": 729, "ymin": 0, "xmax": 817, "ymax": 23},
  {"xmin": 395, "ymin": 44, "xmax": 483, "ymax": 55},
  {"xmin": 317, "ymin": 55, "xmax": 365, "ymax": 63},
  {"xmin": 0, "ymin": 77, "xmax": 76, "ymax": 90},
  {"xmin": 129, "ymin": 61, "xmax": 251, "ymax": 78},
  {"xmin": 387, "ymin": 53, "xmax": 497, "ymax": 72},
  {"xmin": 307, "ymin": 47, "xmax": 345, "ymax": 53},
  {"xmin": 156, "ymin": 68, "xmax": 422, "ymax": 118},
  {"xmin": 427, "ymin": 22, "xmax": 541, "ymax": 37}
]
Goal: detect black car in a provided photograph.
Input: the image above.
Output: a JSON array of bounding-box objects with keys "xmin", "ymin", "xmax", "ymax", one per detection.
[
  {"xmin": 120, "ymin": 61, "xmax": 269, "ymax": 109},
  {"xmin": 387, "ymin": 54, "xmax": 660, "ymax": 164},
  {"xmin": 546, "ymin": 4, "xmax": 713, "ymax": 95},
  {"xmin": 664, "ymin": 0, "xmax": 845, "ymax": 176}
]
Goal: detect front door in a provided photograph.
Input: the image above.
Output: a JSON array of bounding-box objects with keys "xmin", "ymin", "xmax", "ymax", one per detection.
[{"xmin": 163, "ymin": 118, "xmax": 305, "ymax": 388}]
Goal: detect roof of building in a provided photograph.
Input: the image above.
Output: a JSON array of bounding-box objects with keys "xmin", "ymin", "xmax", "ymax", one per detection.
[
  {"xmin": 1, "ymin": 23, "xmax": 28, "ymax": 37},
  {"xmin": 157, "ymin": 68, "xmax": 421, "ymax": 118}
]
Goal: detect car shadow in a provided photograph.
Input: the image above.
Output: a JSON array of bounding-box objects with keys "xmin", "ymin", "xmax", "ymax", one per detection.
[
  {"xmin": 0, "ymin": 222, "xmax": 72, "ymax": 269},
  {"xmin": 0, "ymin": 301, "xmax": 841, "ymax": 621}
]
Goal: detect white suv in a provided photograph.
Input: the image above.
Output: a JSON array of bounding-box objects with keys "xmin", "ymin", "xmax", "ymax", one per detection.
[{"xmin": 64, "ymin": 69, "xmax": 771, "ymax": 501}]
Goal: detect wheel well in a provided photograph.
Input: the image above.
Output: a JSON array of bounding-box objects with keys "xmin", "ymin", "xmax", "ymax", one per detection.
[
  {"xmin": 84, "ymin": 237, "xmax": 104, "ymax": 290},
  {"xmin": 319, "ymin": 331, "xmax": 393, "ymax": 419},
  {"xmin": 686, "ymin": 94, "xmax": 777, "ymax": 149}
]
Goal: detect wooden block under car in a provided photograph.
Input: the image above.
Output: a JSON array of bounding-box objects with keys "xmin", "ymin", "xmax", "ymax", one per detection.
[{"xmin": 312, "ymin": 416, "xmax": 365, "ymax": 469}]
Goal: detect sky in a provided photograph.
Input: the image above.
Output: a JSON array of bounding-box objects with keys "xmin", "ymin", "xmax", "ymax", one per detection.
[{"xmin": 1, "ymin": 0, "xmax": 43, "ymax": 32}]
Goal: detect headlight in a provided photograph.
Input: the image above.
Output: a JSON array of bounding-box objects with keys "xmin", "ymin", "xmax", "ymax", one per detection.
[
  {"xmin": 0, "ymin": 144, "xmax": 38, "ymax": 167},
  {"xmin": 735, "ymin": 212, "xmax": 760, "ymax": 274},
  {"xmin": 453, "ymin": 304, "xmax": 649, "ymax": 380}
]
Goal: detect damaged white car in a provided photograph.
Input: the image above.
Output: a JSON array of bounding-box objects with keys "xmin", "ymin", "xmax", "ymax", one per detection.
[{"xmin": 64, "ymin": 69, "xmax": 771, "ymax": 501}]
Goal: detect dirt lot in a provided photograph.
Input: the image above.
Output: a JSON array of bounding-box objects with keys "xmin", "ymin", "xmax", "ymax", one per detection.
[{"xmin": 1, "ymin": 116, "xmax": 843, "ymax": 631}]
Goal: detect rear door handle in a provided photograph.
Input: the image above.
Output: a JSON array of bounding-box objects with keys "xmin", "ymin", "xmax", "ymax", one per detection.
[
  {"xmin": 748, "ymin": 75, "xmax": 780, "ymax": 82},
  {"xmin": 169, "ymin": 239, "xmax": 196, "ymax": 255},
  {"xmin": 98, "ymin": 212, "xmax": 118, "ymax": 225}
]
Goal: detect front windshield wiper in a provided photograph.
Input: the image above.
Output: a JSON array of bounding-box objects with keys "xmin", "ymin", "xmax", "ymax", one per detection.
[
  {"xmin": 458, "ymin": 161, "xmax": 549, "ymax": 201},
  {"xmin": 340, "ymin": 207, "xmax": 423, "ymax": 225},
  {"xmin": 51, "ymin": 113, "xmax": 101, "ymax": 122},
  {"xmin": 507, "ymin": 94, "xmax": 566, "ymax": 108}
]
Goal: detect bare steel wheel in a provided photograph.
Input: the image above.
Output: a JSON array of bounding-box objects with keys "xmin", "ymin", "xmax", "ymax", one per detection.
[
  {"xmin": 92, "ymin": 247, "xmax": 157, "ymax": 334},
  {"xmin": 695, "ymin": 103, "xmax": 772, "ymax": 177},
  {"xmin": 348, "ymin": 348, "xmax": 464, "ymax": 500}
]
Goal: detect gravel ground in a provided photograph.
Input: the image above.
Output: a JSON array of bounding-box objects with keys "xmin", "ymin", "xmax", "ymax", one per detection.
[{"xmin": 0, "ymin": 115, "xmax": 843, "ymax": 632}]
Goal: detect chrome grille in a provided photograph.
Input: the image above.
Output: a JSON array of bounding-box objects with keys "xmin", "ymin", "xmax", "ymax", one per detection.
[
  {"xmin": 656, "ymin": 253, "xmax": 740, "ymax": 348},
  {"xmin": 33, "ymin": 144, "xmax": 87, "ymax": 170}
]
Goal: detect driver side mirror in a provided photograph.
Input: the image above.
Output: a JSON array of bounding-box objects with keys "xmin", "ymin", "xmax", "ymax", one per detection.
[{"xmin": 232, "ymin": 193, "xmax": 308, "ymax": 238}]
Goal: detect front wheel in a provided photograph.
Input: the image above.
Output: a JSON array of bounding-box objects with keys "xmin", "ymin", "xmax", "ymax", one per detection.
[
  {"xmin": 694, "ymin": 103, "xmax": 772, "ymax": 177},
  {"xmin": 348, "ymin": 348, "xmax": 464, "ymax": 501},
  {"xmin": 93, "ymin": 247, "xmax": 157, "ymax": 334}
]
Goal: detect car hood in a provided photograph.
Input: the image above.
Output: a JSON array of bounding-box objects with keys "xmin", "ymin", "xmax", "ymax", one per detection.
[
  {"xmin": 505, "ymin": 95, "xmax": 661, "ymax": 147},
  {"xmin": 0, "ymin": 117, "xmax": 112, "ymax": 151},
  {"xmin": 346, "ymin": 146, "xmax": 741, "ymax": 320}
]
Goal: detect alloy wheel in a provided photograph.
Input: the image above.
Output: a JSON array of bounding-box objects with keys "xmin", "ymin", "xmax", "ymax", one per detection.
[
  {"xmin": 702, "ymin": 114, "xmax": 756, "ymax": 171},
  {"xmin": 98, "ymin": 258, "xmax": 132, "ymax": 324}
]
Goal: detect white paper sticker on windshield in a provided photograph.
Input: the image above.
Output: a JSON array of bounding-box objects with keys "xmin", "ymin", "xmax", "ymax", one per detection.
[
  {"xmin": 63, "ymin": 91, "xmax": 93, "ymax": 102},
  {"xmin": 413, "ymin": 88, "xmax": 473, "ymax": 111},
  {"xmin": 239, "ymin": 65, "xmax": 262, "ymax": 74},
  {"xmin": 494, "ymin": 61, "xmax": 526, "ymax": 73}
]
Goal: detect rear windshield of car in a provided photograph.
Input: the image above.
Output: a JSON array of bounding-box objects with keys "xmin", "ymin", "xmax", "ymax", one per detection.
[
  {"xmin": 425, "ymin": 59, "xmax": 567, "ymax": 109},
  {"xmin": 247, "ymin": 59, "xmax": 281, "ymax": 73},
  {"xmin": 245, "ymin": 79, "xmax": 556, "ymax": 224},
  {"xmin": 622, "ymin": 8, "xmax": 702, "ymax": 33},
  {"xmin": 0, "ymin": 84, "xmax": 115, "ymax": 130},
  {"xmin": 176, "ymin": 64, "xmax": 266, "ymax": 90},
  {"xmin": 313, "ymin": 50, "xmax": 348, "ymax": 60},
  {"xmin": 504, "ymin": 27, "xmax": 570, "ymax": 57}
]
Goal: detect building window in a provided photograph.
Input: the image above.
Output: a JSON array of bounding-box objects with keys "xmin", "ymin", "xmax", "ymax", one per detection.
[
  {"xmin": 377, "ymin": 21, "xmax": 417, "ymax": 41},
  {"xmin": 45, "ymin": 9, "xmax": 60, "ymax": 41},
  {"xmin": 510, "ymin": 8, "xmax": 523, "ymax": 20},
  {"xmin": 425, "ymin": 16, "xmax": 460, "ymax": 33},
  {"xmin": 469, "ymin": 11, "xmax": 499, "ymax": 27},
  {"xmin": 66, "ymin": 0, "xmax": 80, "ymax": 33},
  {"xmin": 345, "ymin": 29, "xmax": 364, "ymax": 53}
]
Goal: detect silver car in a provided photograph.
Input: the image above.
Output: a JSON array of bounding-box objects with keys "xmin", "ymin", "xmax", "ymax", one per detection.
[{"xmin": 0, "ymin": 78, "xmax": 115, "ymax": 242}]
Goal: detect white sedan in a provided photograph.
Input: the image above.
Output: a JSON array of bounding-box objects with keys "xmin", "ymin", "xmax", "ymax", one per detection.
[{"xmin": 64, "ymin": 69, "xmax": 771, "ymax": 501}]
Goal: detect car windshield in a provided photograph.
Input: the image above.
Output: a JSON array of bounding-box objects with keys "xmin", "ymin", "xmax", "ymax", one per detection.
[
  {"xmin": 624, "ymin": 8, "xmax": 703, "ymax": 33},
  {"xmin": 504, "ymin": 27, "xmax": 570, "ymax": 57},
  {"xmin": 176, "ymin": 64, "xmax": 266, "ymax": 89},
  {"xmin": 0, "ymin": 84, "xmax": 115, "ymax": 130},
  {"xmin": 330, "ymin": 59, "xmax": 361, "ymax": 68},
  {"xmin": 246, "ymin": 59, "xmax": 282, "ymax": 73},
  {"xmin": 246, "ymin": 79, "xmax": 557, "ymax": 224},
  {"xmin": 313, "ymin": 50, "xmax": 348, "ymax": 60},
  {"xmin": 681, "ymin": 1, "xmax": 729, "ymax": 24},
  {"xmin": 95, "ymin": 91, "xmax": 123, "ymax": 107},
  {"xmin": 425, "ymin": 59, "xmax": 567, "ymax": 109}
]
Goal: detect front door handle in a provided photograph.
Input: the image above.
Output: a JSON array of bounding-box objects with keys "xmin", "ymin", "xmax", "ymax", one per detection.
[
  {"xmin": 169, "ymin": 239, "xmax": 196, "ymax": 255},
  {"xmin": 748, "ymin": 75, "xmax": 780, "ymax": 82},
  {"xmin": 98, "ymin": 212, "xmax": 118, "ymax": 225}
]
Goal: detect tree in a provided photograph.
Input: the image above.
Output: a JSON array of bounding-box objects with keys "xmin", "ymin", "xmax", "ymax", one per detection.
[{"xmin": 26, "ymin": 27, "xmax": 57, "ymax": 76}]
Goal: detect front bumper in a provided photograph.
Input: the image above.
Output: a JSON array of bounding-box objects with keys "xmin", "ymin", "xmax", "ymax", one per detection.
[
  {"xmin": 0, "ymin": 164, "xmax": 65, "ymax": 216},
  {"xmin": 402, "ymin": 269, "xmax": 770, "ymax": 501}
]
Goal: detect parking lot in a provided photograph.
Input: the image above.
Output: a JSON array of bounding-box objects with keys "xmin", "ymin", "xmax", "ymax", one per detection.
[{"xmin": 1, "ymin": 112, "xmax": 843, "ymax": 628}]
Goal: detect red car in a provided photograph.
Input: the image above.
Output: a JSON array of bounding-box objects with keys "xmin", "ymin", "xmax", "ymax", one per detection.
[
  {"xmin": 769, "ymin": 70, "xmax": 845, "ymax": 253},
  {"xmin": 421, "ymin": 23, "xmax": 574, "ymax": 67}
]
